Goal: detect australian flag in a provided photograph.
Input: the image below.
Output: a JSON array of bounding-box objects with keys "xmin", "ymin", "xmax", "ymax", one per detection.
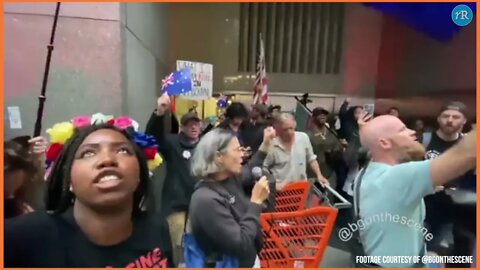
[{"xmin": 161, "ymin": 68, "xmax": 193, "ymax": 96}]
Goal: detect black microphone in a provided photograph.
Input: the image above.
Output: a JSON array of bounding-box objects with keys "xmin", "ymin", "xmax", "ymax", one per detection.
[
  {"xmin": 251, "ymin": 166, "xmax": 276, "ymax": 183},
  {"xmin": 251, "ymin": 166, "xmax": 276, "ymax": 212}
]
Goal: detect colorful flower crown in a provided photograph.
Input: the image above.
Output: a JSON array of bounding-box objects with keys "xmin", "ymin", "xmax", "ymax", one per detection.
[{"xmin": 45, "ymin": 113, "xmax": 163, "ymax": 172}]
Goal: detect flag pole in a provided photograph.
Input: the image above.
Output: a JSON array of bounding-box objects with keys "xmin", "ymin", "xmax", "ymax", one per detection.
[
  {"xmin": 253, "ymin": 32, "xmax": 264, "ymax": 105},
  {"xmin": 33, "ymin": 2, "xmax": 61, "ymax": 137}
]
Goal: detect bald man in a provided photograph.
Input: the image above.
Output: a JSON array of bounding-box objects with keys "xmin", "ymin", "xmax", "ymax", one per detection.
[{"xmin": 353, "ymin": 115, "xmax": 476, "ymax": 267}]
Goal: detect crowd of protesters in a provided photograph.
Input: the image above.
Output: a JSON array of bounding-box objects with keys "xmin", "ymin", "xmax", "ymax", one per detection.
[{"xmin": 4, "ymin": 93, "xmax": 476, "ymax": 268}]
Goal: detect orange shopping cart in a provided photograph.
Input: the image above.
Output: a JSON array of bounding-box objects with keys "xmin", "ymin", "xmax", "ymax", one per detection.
[
  {"xmin": 258, "ymin": 206, "xmax": 338, "ymax": 268},
  {"xmin": 274, "ymin": 180, "xmax": 352, "ymax": 211},
  {"xmin": 274, "ymin": 181, "xmax": 311, "ymax": 212}
]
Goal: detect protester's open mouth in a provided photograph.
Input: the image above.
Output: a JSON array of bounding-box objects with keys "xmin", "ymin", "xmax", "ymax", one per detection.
[
  {"xmin": 98, "ymin": 175, "xmax": 120, "ymax": 183},
  {"xmin": 93, "ymin": 170, "xmax": 123, "ymax": 190}
]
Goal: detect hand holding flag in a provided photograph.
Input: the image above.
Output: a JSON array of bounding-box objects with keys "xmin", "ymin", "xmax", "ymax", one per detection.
[{"xmin": 155, "ymin": 93, "xmax": 171, "ymax": 116}]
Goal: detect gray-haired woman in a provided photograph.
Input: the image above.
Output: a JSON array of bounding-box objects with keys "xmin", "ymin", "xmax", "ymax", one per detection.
[{"xmin": 187, "ymin": 127, "xmax": 275, "ymax": 267}]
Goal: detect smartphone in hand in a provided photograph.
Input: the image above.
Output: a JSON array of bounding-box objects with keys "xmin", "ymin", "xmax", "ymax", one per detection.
[{"xmin": 363, "ymin": 104, "xmax": 375, "ymax": 116}]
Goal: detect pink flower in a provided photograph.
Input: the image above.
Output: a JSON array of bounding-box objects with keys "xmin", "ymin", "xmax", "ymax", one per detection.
[
  {"xmin": 72, "ymin": 116, "xmax": 91, "ymax": 128},
  {"xmin": 113, "ymin": 116, "xmax": 134, "ymax": 130}
]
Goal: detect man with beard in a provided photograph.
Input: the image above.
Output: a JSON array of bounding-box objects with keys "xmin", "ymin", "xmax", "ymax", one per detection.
[
  {"xmin": 145, "ymin": 93, "xmax": 201, "ymax": 267},
  {"xmin": 353, "ymin": 114, "xmax": 476, "ymax": 267},
  {"xmin": 308, "ymin": 107, "xmax": 345, "ymax": 190},
  {"xmin": 425, "ymin": 102, "xmax": 468, "ymax": 160},
  {"xmin": 242, "ymin": 104, "xmax": 269, "ymax": 154},
  {"xmin": 241, "ymin": 104, "xmax": 270, "ymax": 197},
  {"xmin": 424, "ymin": 102, "xmax": 476, "ymax": 267}
]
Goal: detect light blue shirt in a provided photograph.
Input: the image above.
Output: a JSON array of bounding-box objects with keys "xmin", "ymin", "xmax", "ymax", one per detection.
[{"xmin": 355, "ymin": 161, "xmax": 435, "ymax": 267}]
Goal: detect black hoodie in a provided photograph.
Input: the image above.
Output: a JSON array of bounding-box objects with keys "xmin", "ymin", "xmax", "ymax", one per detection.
[{"xmin": 145, "ymin": 113, "xmax": 199, "ymax": 217}]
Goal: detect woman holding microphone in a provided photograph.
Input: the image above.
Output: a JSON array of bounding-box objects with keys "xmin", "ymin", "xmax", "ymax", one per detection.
[{"xmin": 188, "ymin": 126, "xmax": 275, "ymax": 268}]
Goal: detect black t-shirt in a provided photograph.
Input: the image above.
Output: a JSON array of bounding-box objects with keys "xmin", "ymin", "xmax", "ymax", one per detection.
[
  {"xmin": 5, "ymin": 198, "xmax": 23, "ymax": 219},
  {"xmin": 5, "ymin": 210, "xmax": 172, "ymax": 268},
  {"xmin": 425, "ymin": 132, "xmax": 475, "ymax": 190},
  {"xmin": 425, "ymin": 131, "xmax": 459, "ymax": 160}
]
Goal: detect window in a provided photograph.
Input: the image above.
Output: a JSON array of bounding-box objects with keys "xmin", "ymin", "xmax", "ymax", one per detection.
[{"xmin": 238, "ymin": 3, "xmax": 345, "ymax": 74}]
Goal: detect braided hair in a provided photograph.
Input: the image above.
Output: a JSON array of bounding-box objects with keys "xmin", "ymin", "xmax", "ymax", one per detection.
[{"xmin": 45, "ymin": 124, "xmax": 150, "ymax": 217}]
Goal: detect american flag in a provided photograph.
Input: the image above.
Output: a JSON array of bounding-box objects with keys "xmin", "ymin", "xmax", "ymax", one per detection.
[{"xmin": 252, "ymin": 33, "xmax": 268, "ymax": 104}]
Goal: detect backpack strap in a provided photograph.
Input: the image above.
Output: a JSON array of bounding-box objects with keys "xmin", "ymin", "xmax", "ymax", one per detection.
[{"xmin": 353, "ymin": 164, "xmax": 368, "ymax": 218}]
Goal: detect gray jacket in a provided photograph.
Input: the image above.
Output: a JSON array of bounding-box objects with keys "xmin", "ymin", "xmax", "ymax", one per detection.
[{"xmin": 188, "ymin": 150, "xmax": 267, "ymax": 267}]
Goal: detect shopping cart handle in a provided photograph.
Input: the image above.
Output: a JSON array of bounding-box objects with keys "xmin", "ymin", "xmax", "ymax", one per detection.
[{"xmin": 310, "ymin": 179, "xmax": 352, "ymax": 209}]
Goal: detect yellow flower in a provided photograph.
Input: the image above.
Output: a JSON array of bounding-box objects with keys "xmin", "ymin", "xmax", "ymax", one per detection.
[
  {"xmin": 46, "ymin": 122, "xmax": 75, "ymax": 144},
  {"xmin": 147, "ymin": 153, "xmax": 163, "ymax": 171}
]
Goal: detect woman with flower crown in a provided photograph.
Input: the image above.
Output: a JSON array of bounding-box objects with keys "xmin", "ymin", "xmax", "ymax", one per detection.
[{"xmin": 5, "ymin": 113, "xmax": 172, "ymax": 268}]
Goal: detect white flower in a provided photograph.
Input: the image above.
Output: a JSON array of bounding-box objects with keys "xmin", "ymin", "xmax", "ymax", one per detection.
[
  {"xmin": 131, "ymin": 119, "xmax": 139, "ymax": 132},
  {"xmin": 91, "ymin": 113, "xmax": 114, "ymax": 125}
]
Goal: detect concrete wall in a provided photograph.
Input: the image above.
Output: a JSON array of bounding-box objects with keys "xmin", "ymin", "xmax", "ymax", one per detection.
[
  {"xmin": 5, "ymin": 2, "xmax": 475, "ymax": 137},
  {"xmin": 167, "ymin": 3, "xmax": 383, "ymax": 101},
  {"xmin": 121, "ymin": 3, "xmax": 169, "ymax": 128},
  {"xmin": 120, "ymin": 3, "xmax": 170, "ymax": 213},
  {"xmin": 374, "ymin": 14, "xmax": 476, "ymax": 118},
  {"xmin": 340, "ymin": 4, "xmax": 383, "ymax": 98},
  {"xmin": 166, "ymin": 3, "xmax": 475, "ymax": 118},
  {"xmin": 4, "ymin": 2, "xmax": 122, "ymax": 139},
  {"xmin": 4, "ymin": 2, "xmax": 173, "ymax": 138}
]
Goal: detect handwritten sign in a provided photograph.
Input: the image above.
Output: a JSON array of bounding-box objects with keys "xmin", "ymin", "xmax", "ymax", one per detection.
[{"xmin": 176, "ymin": 60, "xmax": 213, "ymax": 100}]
